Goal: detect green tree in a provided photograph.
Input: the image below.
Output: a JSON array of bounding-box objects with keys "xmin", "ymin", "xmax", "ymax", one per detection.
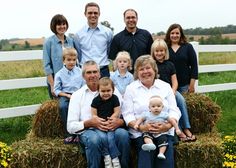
[
  {"xmin": 100, "ymin": 21, "xmax": 114, "ymax": 32},
  {"xmin": 24, "ymin": 41, "xmax": 30, "ymax": 49}
]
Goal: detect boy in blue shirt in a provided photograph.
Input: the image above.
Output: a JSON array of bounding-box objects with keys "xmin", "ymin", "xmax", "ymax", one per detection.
[{"xmin": 54, "ymin": 47, "xmax": 84, "ymax": 144}]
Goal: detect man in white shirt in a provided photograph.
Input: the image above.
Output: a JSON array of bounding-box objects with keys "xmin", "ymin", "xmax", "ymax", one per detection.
[{"xmin": 67, "ymin": 60, "xmax": 130, "ymax": 168}]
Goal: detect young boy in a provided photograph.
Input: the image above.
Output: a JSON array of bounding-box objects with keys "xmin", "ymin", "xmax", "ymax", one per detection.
[
  {"xmin": 91, "ymin": 77, "xmax": 121, "ymax": 168},
  {"xmin": 54, "ymin": 47, "xmax": 84, "ymax": 144},
  {"xmin": 134, "ymin": 95, "xmax": 181, "ymax": 159}
]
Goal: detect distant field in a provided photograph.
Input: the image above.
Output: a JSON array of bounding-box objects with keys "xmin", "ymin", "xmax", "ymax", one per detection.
[
  {"xmin": 9, "ymin": 33, "xmax": 236, "ymax": 47},
  {"xmin": 9, "ymin": 38, "xmax": 45, "ymax": 46},
  {"xmin": 153, "ymin": 33, "xmax": 236, "ymax": 41}
]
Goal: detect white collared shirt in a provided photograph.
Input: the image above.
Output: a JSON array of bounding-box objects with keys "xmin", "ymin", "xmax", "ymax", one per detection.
[{"xmin": 122, "ymin": 79, "xmax": 181, "ymax": 138}]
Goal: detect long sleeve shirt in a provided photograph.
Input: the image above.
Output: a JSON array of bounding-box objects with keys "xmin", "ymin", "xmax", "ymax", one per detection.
[
  {"xmin": 109, "ymin": 28, "xmax": 153, "ymax": 69},
  {"xmin": 43, "ymin": 35, "xmax": 74, "ymax": 76},
  {"xmin": 168, "ymin": 43, "xmax": 198, "ymax": 87},
  {"xmin": 53, "ymin": 66, "xmax": 85, "ymax": 96},
  {"xmin": 122, "ymin": 79, "xmax": 181, "ymax": 138},
  {"xmin": 74, "ymin": 24, "xmax": 113, "ymax": 67},
  {"xmin": 110, "ymin": 70, "xmax": 134, "ymax": 95}
]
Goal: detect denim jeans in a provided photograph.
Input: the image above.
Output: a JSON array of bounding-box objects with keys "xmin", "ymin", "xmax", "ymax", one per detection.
[
  {"xmin": 59, "ymin": 96, "xmax": 70, "ymax": 135},
  {"xmin": 94, "ymin": 129, "xmax": 120, "ymax": 159},
  {"xmin": 133, "ymin": 135, "xmax": 175, "ymax": 168},
  {"xmin": 80, "ymin": 128, "xmax": 130, "ymax": 168},
  {"xmin": 175, "ymin": 91, "xmax": 191, "ymax": 129},
  {"xmin": 178, "ymin": 85, "xmax": 189, "ymax": 94},
  {"xmin": 100, "ymin": 66, "xmax": 110, "ymax": 78}
]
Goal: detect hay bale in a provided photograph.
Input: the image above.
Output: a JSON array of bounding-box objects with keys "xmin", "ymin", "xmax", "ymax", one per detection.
[
  {"xmin": 10, "ymin": 138, "xmax": 86, "ymax": 168},
  {"xmin": 175, "ymin": 133, "xmax": 224, "ymax": 168},
  {"xmin": 183, "ymin": 93, "xmax": 221, "ymax": 134},
  {"xmin": 31, "ymin": 100, "xmax": 65, "ymax": 138}
]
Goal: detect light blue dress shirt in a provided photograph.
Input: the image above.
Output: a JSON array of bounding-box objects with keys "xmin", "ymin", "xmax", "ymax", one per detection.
[
  {"xmin": 110, "ymin": 70, "xmax": 134, "ymax": 95},
  {"xmin": 74, "ymin": 24, "xmax": 113, "ymax": 67},
  {"xmin": 54, "ymin": 66, "xmax": 85, "ymax": 96},
  {"xmin": 43, "ymin": 34, "xmax": 74, "ymax": 76}
]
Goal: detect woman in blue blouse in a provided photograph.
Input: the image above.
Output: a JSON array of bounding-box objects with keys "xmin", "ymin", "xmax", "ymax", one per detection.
[
  {"xmin": 165, "ymin": 23, "xmax": 198, "ymax": 93},
  {"xmin": 43, "ymin": 14, "xmax": 75, "ymax": 98}
]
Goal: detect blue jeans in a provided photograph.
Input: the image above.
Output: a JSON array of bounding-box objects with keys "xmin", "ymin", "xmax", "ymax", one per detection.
[
  {"xmin": 178, "ymin": 85, "xmax": 189, "ymax": 94},
  {"xmin": 100, "ymin": 66, "xmax": 110, "ymax": 78},
  {"xmin": 94, "ymin": 129, "xmax": 120, "ymax": 159},
  {"xmin": 80, "ymin": 128, "xmax": 130, "ymax": 168},
  {"xmin": 58, "ymin": 96, "xmax": 70, "ymax": 135},
  {"xmin": 175, "ymin": 91, "xmax": 191, "ymax": 129},
  {"xmin": 133, "ymin": 135, "xmax": 174, "ymax": 168}
]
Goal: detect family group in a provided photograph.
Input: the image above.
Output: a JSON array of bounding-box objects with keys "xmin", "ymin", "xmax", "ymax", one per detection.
[{"xmin": 43, "ymin": 2, "xmax": 198, "ymax": 168}]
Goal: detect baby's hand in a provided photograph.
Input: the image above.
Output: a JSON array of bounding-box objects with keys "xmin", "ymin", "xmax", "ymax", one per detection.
[{"xmin": 134, "ymin": 124, "xmax": 139, "ymax": 130}]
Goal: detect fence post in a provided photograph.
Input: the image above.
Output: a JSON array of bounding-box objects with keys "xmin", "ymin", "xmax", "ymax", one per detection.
[{"xmin": 190, "ymin": 41, "xmax": 199, "ymax": 92}]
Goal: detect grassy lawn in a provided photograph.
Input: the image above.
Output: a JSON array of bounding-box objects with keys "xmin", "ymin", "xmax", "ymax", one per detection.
[{"xmin": 0, "ymin": 52, "xmax": 236, "ymax": 144}]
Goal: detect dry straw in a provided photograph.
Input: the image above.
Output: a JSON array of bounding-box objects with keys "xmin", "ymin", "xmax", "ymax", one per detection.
[
  {"xmin": 183, "ymin": 93, "xmax": 221, "ymax": 134},
  {"xmin": 31, "ymin": 100, "xmax": 65, "ymax": 138}
]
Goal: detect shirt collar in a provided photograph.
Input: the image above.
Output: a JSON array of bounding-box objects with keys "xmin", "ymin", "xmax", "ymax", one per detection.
[
  {"xmin": 115, "ymin": 69, "xmax": 128, "ymax": 78},
  {"xmin": 86, "ymin": 23, "xmax": 101, "ymax": 31},
  {"xmin": 124, "ymin": 27, "xmax": 140, "ymax": 35}
]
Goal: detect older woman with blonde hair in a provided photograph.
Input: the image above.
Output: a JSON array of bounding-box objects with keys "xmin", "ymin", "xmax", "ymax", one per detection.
[{"xmin": 122, "ymin": 55, "xmax": 181, "ymax": 168}]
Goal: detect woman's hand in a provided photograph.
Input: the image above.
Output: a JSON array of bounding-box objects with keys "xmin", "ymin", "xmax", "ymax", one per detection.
[{"xmin": 148, "ymin": 122, "xmax": 172, "ymax": 134}]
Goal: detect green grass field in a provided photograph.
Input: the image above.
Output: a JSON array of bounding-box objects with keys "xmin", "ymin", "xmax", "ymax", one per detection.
[{"xmin": 0, "ymin": 52, "xmax": 236, "ymax": 145}]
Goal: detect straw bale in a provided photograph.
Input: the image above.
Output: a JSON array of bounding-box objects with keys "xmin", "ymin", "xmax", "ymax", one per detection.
[
  {"xmin": 31, "ymin": 100, "xmax": 65, "ymax": 138},
  {"xmin": 175, "ymin": 133, "xmax": 224, "ymax": 168},
  {"xmin": 183, "ymin": 93, "xmax": 221, "ymax": 134},
  {"xmin": 10, "ymin": 138, "xmax": 86, "ymax": 168}
]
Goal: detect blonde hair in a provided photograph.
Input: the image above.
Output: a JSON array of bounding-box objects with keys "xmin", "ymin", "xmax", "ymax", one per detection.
[
  {"xmin": 151, "ymin": 39, "xmax": 169, "ymax": 61},
  {"xmin": 113, "ymin": 51, "xmax": 132, "ymax": 71},
  {"xmin": 133, "ymin": 55, "xmax": 158, "ymax": 80},
  {"xmin": 62, "ymin": 48, "xmax": 77, "ymax": 60}
]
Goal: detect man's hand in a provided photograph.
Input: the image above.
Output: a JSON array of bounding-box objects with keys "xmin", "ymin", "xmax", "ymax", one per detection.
[
  {"xmin": 106, "ymin": 117, "xmax": 124, "ymax": 131},
  {"xmin": 86, "ymin": 116, "xmax": 109, "ymax": 131}
]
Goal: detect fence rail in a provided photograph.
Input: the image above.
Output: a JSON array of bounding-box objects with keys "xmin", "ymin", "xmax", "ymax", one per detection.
[{"xmin": 0, "ymin": 43, "xmax": 236, "ymax": 119}]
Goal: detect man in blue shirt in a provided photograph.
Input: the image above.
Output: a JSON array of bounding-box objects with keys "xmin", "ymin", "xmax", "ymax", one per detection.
[
  {"xmin": 109, "ymin": 9, "xmax": 153, "ymax": 73},
  {"xmin": 74, "ymin": 2, "xmax": 113, "ymax": 77}
]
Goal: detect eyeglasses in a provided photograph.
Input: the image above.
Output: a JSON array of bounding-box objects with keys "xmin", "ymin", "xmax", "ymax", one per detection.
[
  {"xmin": 87, "ymin": 12, "xmax": 99, "ymax": 15},
  {"xmin": 125, "ymin": 16, "xmax": 136, "ymax": 20}
]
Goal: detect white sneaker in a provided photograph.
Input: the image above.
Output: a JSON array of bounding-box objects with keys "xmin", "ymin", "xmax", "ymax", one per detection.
[
  {"xmin": 104, "ymin": 155, "xmax": 113, "ymax": 168},
  {"xmin": 142, "ymin": 143, "xmax": 156, "ymax": 151},
  {"xmin": 157, "ymin": 153, "xmax": 166, "ymax": 160},
  {"xmin": 112, "ymin": 157, "xmax": 121, "ymax": 168}
]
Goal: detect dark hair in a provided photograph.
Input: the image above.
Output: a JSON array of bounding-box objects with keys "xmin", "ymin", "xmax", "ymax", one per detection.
[
  {"xmin": 98, "ymin": 77, "xmax": 115, "ymax": 92},
  {"xmin": 50, "ymin": 14, "xmax": 69, "ymax": 34},
  {"xmin": 123, "ymin": 9, "xmax": 138, "ymax": 18},
  {"xmin": 164, "ymin": 23, "xmax": 187, "ymax": 47},
  {"xmin": 85, "ymin": 2, "xmax": 100, "ymax": 13}
]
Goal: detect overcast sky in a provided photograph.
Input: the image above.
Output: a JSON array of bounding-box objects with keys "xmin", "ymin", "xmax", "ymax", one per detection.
[{"xmin": 1, "ymin": 0, "xmax": 236, "ymax": 39}]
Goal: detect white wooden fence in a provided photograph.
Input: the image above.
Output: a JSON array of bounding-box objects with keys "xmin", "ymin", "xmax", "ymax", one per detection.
[{"xmin": 0, "ymin": 43, "xmax": 236, "ymax": 119}]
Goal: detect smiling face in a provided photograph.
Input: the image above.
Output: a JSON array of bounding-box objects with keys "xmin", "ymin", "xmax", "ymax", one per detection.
[
  {"xmin": 55, "ymin": 23, "xmax": 67, "ymax": 36},
  {"xmin": 153, "ymin": 46, "xmax": 166, "ymax": 63},
  {"xmin": 85, "ymin": 6, "xmax": 100, "ymax": 27},
  {"xmin": 124, "ymin": 10, "xmax": 138, "ymax": 32},
  {"xmin": 99, "ymin": 84, "xmax": 113, "ymax": 101},
  {"xmin": 137, "ymin": 63, "xmax": 155, "ymax": 88},
  {"xmin": 170, "ymin": 28, "xmax": 181, "ymax": 44}
]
